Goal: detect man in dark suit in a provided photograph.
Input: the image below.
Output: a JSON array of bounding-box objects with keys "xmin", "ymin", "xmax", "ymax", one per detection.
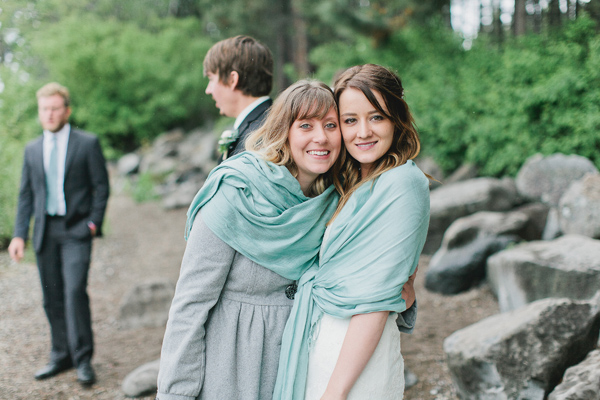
[
  {"xmin": 8, "ymin": 82, "xmax": 109, "ymax": 386},
  {"xmin": 202, "ymin": 35, "xmax": 273, "ymax": 163}
]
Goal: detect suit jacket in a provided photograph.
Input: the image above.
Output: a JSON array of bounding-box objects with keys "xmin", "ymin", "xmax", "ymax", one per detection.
[
  {"xmin": 219, "ymin": 98, "xmax": 272, "ymax": 163},
  {"xmin": 13, "ymin": 128, "xmax": 110, "ymax": 253}
]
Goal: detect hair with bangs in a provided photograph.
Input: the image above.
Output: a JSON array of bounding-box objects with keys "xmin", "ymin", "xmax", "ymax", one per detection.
[
  {"xmin": 331, "ymin": 64, "xmax": 425, "ymax": 221},
  {"xmin": 203, "ymin": 35, "xmax": 273, "ymax": 97},
  {"xmin": 245, "ymin": 79, "xmax": 339, "ymax": 197},
  {"xmin": 36, "ymin": 82, "xmax": 70, "ymax": 107}
]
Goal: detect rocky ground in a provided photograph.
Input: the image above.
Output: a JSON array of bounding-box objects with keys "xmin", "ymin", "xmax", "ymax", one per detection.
[{"xmin": 0, "ymin": 188, "xmax": 499, "ymax": 400}]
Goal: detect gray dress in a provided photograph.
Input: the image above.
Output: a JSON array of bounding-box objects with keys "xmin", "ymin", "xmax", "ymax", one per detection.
[{"xmin": 157, "ymin": 214, "xmax": 294, "ymax": 400}]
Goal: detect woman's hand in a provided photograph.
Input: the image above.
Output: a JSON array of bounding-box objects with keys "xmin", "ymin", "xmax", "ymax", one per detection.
[{"xmin": 401, "ymin": 267, "xmax": 418, "ymax": 309}]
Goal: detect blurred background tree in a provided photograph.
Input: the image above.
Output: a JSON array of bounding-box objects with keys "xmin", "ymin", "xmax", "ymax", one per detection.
[{"xmin": 1, "ymin": 0, "xmax": 599, "ymax": 245}]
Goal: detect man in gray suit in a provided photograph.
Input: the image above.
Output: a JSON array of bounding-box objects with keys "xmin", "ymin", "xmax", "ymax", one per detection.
[
  {"xmin": 203, "ymin": 35, "xmax": 273, "ymax": 163},
  {"xmin": 8, "ymin": 82, "xmax": 109, "ymax": 386}
]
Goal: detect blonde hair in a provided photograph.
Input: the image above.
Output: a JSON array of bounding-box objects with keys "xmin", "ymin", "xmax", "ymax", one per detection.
[
  {"xmin": 245, "ymin": 79, "xmax": 339, "ymax": 197},
  {"xmin": 36, "ymin": 82, "xmax": 70, "ymax": 107},
  {"xmin": 331, "ymin": 64, "xmax": 423, "ymax": 221}
]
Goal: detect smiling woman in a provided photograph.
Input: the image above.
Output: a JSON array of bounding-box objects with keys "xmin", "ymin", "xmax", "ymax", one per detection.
[
  {"xmin": 288, "ymin": 107, "xmax": 341, "ymax": 195},
  {"xmin": 273, "ymin": 65, "xmax": 429, "ymax": 400},
  {"xmin": 339, "ymin": 88, "xmax": 394, "ymax": 178},
  {"xmin": 156, "ymin": 79, "xmax": 342, "ymax": 400}
]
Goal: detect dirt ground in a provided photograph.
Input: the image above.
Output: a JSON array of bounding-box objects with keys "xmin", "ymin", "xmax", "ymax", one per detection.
[{"xmin": 0, "ymin": 189, "xmax": 500, "ymax": 400}]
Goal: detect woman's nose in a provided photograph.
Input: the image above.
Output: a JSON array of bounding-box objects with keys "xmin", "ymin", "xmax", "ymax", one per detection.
[
  {"xmin": 357, "ymin": 121, "xmax": 371, "ymax": 138},
  {"xmin": 313, "ymin": 127, "xmax": 328, "ymax": 143}
]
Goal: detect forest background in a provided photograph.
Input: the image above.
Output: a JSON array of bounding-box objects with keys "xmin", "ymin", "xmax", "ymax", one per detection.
[{"xmin": 1, "ymin": 0, "xmax": 599, "ymax": 247}]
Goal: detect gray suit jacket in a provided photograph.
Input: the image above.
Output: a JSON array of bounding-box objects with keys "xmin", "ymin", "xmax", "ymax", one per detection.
[{"xmin": 13, "ymin": 128, "xmax": 110, "ymax": 252}]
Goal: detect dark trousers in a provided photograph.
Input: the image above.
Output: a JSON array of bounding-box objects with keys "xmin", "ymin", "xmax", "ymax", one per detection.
[{"xmin": 36, "ymin": 216, "xmax": 93, "ymax": 366}]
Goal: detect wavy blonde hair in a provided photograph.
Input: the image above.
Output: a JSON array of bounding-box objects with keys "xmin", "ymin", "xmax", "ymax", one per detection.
[
  {"xmin": 331, "ymin": 64, "xmax": 424, "ymax": 220},
  {"xmin": 245, "ymin": 79, "xmax": 339, "ymax": 197}
]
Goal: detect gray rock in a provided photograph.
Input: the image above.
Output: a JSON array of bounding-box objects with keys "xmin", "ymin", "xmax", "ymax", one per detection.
[
  {"xmin": 140, "ymin": 156, "xmax": 178, "ymax": 177},
  {"xmin": 547, "ymin": 349, "xmax": 600, "ymax": 400},
  {"xmin": 559, "ymin": 173, "xmax": 600, "ymax": 239},
  {"xmin": 162, "ymin": 178, "xmax": 206, "ymax": 210},
  {"xmin": 511, "ymin": 203, "xmax": 549, "ymax": 241},
  {"xmin": 542, "ymin": 207, "xmax": 563, "ymax": 240},
  {"xmin": 487, "ymin": 235, "xmax": 600, "ymax": 312},
  {"xmin": 426, "ymin": 177, "xmax": 521, "ymax": 254},
  {"xmin": 122, "ymin": 359, "xmax": 160, "ymax": 398},
  {"xmin": 404, "ymin": 367, "xmax": 418, "ymax": 389},
  {"xmin": 445, "ymin": 163, "xmax": 479, "ymax": 184},
  {"xmin": 515, "ymin": 153, "xmax": 598, "ymax": 206},
  {"xmin": 177, "ymin": 128, "xmax": 218, "ymax": 174},
  {"xmin": 425, "ymin": 210, "xmax": 532, "ymax": 294},
  {"xmin": 117, "ymin": 153, "xmax": 141, "ymax": 176},
  {"xmin": 444, "ymin": 297, "xmax": 600, "ymax": 400},
  {"xmin": 118, "ymin": 281, "xmax": 175, "ymax": 330},
  {"xmin": 152, "ymin": 129, "xmax": 185, "ymax": 159},
  {"xmin": 414, "ymin": 156, "xmax": 443, "ymax": 190}
]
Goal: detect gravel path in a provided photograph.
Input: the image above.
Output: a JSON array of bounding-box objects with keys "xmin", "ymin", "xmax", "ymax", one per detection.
[{"xmin": 0, "ymin": 190, "xmax": 499, "ymax": 400}]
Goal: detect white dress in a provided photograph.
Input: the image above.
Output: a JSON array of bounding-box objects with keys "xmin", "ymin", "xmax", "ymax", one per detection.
[{"xmin": 304, "ymin": 227, "xmax": 405, "ymax": 400}]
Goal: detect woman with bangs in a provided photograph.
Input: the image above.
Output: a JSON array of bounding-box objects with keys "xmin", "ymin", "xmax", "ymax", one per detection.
[
  {"xmin": 156, "ymin": 79, "xmax": 342, "ymax": 400},
  {"xmin": 274, "ymin": 64, "xmax": 430, "ymax": 400}
]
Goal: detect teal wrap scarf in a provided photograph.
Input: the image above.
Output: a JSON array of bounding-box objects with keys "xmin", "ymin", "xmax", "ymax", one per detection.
[
  {"xmin": 273, "ymin": 161, "xmax": 430, "ymax": 399},
  {"xmin": 185, "ymin": 152, "xmax": 339, "ymax": 280}
]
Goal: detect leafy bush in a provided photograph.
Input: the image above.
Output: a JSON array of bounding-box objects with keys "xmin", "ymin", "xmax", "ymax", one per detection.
[
  {"xmin": 31, "ymin": 15, "xmax": 217, "ymax": 153},
  {"xmin": 311, "ymin": 16, "xmax": 600, "ymax": 176},
  {"xmin": 0, "ymin": 67, "xmax": 43, "ymax": 248}
]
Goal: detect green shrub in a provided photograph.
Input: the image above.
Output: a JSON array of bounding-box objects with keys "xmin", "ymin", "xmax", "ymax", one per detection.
[
  {"xmin": 31, "ymin": 15, "xmax": 217, "ymax": 153},
  {"xmin": 311, "ymin": 17, "xmax": 600, "ymax": 176}
]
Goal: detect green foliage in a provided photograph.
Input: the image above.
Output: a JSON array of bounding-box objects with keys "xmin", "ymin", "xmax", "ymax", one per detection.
[
  {"xmin": 130, "ymin": 173, "xmax": 161, "ymax": 203},
  {"xmin": 311, "ymin": 16, "xmax": 600, "ymax": 176},
  {"xmin": 0, "ymin": 67, "xmax": 42, "ymax": 248},
  {"xmin": 30, "ymin": 15, "xmax": 217, "ymax": 153}
]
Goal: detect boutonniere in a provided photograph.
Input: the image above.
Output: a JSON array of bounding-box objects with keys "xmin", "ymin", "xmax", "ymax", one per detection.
[{"xmin": 218, "ymin": 129, "xmax": 240, "ymax": 154}]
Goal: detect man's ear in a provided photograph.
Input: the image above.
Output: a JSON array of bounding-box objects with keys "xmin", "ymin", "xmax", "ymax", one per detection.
[{"xmin": 228, "ymin": 71, "xmax": 240, "ymax": 91}]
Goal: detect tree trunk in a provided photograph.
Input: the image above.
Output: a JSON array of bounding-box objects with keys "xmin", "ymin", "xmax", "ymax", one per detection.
[
  {"xmin": 513, "ymin": 0, "xmax": 527, "ymax": 36},
  {"xmin": 168, "ymin": 0, "xmax": 199, "ymax": 17},
  {"xmin": 291, "ymin": 0, "xmax": 310, "ymax": 79},
  {"xmin": 548, "ymin": 0, "xmax": 562, "ymax": 28},
  {"xmin": 532, "ymin": 0, "xmax": 542, "ymax": 34},
  {"xmin": 493, "ymin": 1, "xmax": 504, "ymax": 45}
]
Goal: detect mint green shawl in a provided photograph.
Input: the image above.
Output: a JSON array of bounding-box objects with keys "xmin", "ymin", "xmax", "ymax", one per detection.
[
  {"xmin": 185, "ymin": 152, "xmax": 339, "ymax": 280},
  {"xmin": 273, "ymin": 160, "xmax": 430, "ymax": 399}
]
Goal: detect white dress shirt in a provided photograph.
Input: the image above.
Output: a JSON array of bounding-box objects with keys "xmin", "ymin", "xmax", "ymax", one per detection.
[
  {"xmin": 234, "ymin": 96, "xmax": 270, "ymax": 129},
  {"xmin": 43, "ymin": 123, "xmax": 70, "ymax": 216}
]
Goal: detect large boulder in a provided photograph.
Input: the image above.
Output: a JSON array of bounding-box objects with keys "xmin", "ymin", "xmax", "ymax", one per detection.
[
  {"xmin": 162, "ymin": 177, "xmax": 207, "ymax": 210},
  {"xmin": 444, "ymin": 297, "xmax": 600, "ymax": 400},
  {"xmin": 118, "ymin": 281, "xmax": 175, "ymax": 330},
  {"xmin": 426, "ymin": 177, "xmax": 521, "ymax": 254},
  {"xmin": 415, "ymin": 156, "xmax": 444, "ymax": 190},
  {"xmin": 139, "ymin": 129, "xmax": 186, "ymax": 176},
  {"xmin": 559, "ymin": 173, "xmax": 600, "ymax": 239},
  {"xmin": 425, "ymin": 210, "xmax": 530, "ymax": 294},
  {"xmin": 117, "ymin": 153, "xmax": 141, "ymax": 176},
  {"xmin": 515, "ymin": 153, "xmax": 598, "ymax": 206},
  {"xmin": 547, "ymin": 349, "xmax": 600, "ymax": 400},
  {"xmin": 176, "ymin": 128, "xmax": 218, "ymax": 174},
  {"xmin": 445, "ymin": 163, "xmax": 479, "ymax": 184},
  {"xmin": 122, "ymin": 359, "xmax": 160, "ymax": 398},
  {"xmin": 487, "ymin": 235, "xmax": 600, "ymax": 312}
]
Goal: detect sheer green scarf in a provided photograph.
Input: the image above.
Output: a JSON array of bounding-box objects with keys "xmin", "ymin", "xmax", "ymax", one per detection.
[
  {"xmin": 185, "ymin": 152, "xmax": 339, "ymax": 280},
  {"xmin": 273, "ymin": 161, "xmax": 430, "ymax": 399}
]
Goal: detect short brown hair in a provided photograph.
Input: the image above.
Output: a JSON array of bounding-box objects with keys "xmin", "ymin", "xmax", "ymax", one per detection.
[
  {"xmin": 203, "ymin": 35, "xmax": 273, "ymax": 97},
  {"xmin": 36, "ymin": 82, "xmax": 70, "ymax": 107},
  {"xmin": 245, "ymin": 79, "xmax": 338, "ymax": 197}
]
